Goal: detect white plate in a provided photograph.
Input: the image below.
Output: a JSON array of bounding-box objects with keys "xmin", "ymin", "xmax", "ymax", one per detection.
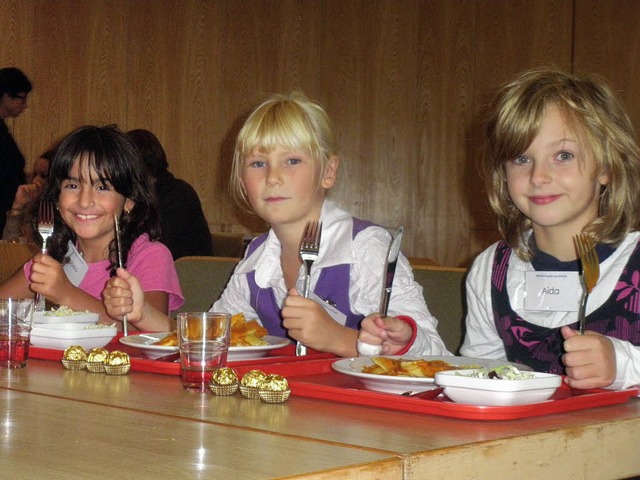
[
  {"xmin": 30, "ymin": 323, "xmax": 117, "ymax": 350},
  {"xmin": 33, "ymin": 311, "xmax": 99, "ymax": 325},
  {"xmin": 435, "ymin": 369, "xmax": 562, "ymax": 406},
  {"xmin": 119, "ymin": 333, "xmax": 178, "ymax": 359},
  {"xmin": 229, "ymin": 336, "xmax": 291, "ymax": 360},
  {"xmin": 119, "ymin": 333, "xmax": 290, "ymax": 361},
  {"xmin": 331, "ymin": 356, "xmax": 530, "ymax": 394}
]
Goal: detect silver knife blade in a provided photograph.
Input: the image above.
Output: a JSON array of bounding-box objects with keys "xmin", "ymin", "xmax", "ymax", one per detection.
[
  {"xmin": 113, "ymin": 214, "xmax": 128, "ymax": 336},
  {"xmin": 379, "ymin": 226, "xmax": 404, "ymax": 317}
]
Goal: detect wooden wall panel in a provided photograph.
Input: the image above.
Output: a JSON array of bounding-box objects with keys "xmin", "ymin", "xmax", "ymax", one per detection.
[
  {"xmin": 2, "ymin": 0, "xmax": 638, "ymax": 266},
  {"xmin": 466, "ymin": 0, "xmax": 574, "ymax": 265},
  {"xmin": 573, "ymin": 0, "xmax": 640, "ymax": 130}
]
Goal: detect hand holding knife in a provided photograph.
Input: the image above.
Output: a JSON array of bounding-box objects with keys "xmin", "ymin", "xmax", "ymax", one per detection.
[
  {"xmin": 357, "ymin": 226, "xmax": 404, "ymax": 356},
  {"xmin": 114, "ymin": 214, "xmax": 129, "ymax": 336}
]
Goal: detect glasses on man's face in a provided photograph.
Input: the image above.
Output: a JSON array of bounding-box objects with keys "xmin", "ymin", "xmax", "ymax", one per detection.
[{"xmin": 10, "ymin": 93, "xmax": 27, "ymax": 102}]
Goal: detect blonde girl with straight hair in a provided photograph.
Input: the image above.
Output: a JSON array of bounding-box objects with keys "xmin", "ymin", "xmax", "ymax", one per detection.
[{"xmin": 106, "ymin": 92, "xmax": 449, "ymax": 358}]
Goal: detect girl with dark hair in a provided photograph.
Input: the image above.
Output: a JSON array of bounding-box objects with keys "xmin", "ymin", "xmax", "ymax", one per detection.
[{"xmin": 0, "ymin": 125, "xmax": 183, "ymax": 331}]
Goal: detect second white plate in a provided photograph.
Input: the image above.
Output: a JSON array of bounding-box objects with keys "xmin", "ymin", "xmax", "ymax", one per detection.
[{"xmin": 331, "ymin": 355, "xmax": 530, "ymax": 394}]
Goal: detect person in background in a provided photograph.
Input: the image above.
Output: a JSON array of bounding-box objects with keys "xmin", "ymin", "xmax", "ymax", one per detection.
[
  {"xmin": 457, "ymin": 68, "xmax": 640, "ymax": 390},
  {"xmin": 0, "ymin": 67, "xmax": 32, "ymax": 234},
  {"xmin": 3, "ymin": 148, "xmax": 54, "ymax": 242},
  {"xmin": 105, "ymin": 92, "xmax": 449, "ymax": 358},
  {"xmin": 126, "ymin": 129, "xmax": 212, "ymax": 259},
  {"xmin": 0, "ymin": 125, "xmax": 183, "ymax": 332}
]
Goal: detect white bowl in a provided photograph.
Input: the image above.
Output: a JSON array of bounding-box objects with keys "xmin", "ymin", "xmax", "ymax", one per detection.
[
  {"xmin": 33, "ymin": 311, "xmax": 99, "ymax": 325},
  {"xmin": 30, "ymin": 323, "xmax": 117, "ymax": 351},
  {"xmin": 435, "ymin": 369, "xmax": 562, "ymax": 406}
]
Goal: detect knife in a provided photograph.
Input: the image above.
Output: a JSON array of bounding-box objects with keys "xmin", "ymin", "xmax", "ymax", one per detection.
[
  {"xmin": 357, "ymin": 226, "xmax": 405, "ymax": 356},
  {"xmin": 114, "ymin": 214, "xmax": 129, "ymax": 336},
  {"xmin": 379, "ymin": 226, "xmax": 404, "ymax": 317}
]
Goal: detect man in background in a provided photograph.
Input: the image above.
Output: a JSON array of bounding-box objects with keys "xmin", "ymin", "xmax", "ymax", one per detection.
[
  {"xmin": 127, "ymin": 129, "xmax": 212, "ymax": 259},
  {"xmin": 0, "ymin": 67, "xmax": 32, "ymax": 234}
]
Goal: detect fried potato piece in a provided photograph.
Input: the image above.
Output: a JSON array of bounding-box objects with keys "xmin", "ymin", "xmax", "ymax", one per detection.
[
  {"xmin": 230, "ymin": 313, "xmax": 268, "ymax": 346},
  {"xmin": 153, "ymin": 313, "xmax": 268, "ymax": 347},
  {"xmin": 155, "ymin": 332, "xmax": 178, "ymax": 346},
  {"xmin": 362, "ymin": 357, "xmax": 459, "ymax": 378}
]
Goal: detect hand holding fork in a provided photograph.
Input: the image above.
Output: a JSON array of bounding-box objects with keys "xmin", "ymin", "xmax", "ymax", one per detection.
[
  {"xmin": 35, "ymin": 201, "xmax": 54, "ymax": 311},
  {"xmin": 574, "ymin": 234, "xmax": 600, "ymax": 335},
  {"xmin": 296, "ymin": 220, "xmax": 322, "ymax": 355}
]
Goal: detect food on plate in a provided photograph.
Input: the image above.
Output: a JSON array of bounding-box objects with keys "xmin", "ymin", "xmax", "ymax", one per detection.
[
  {"xmin": 230, "ymin": 313, "xmax": 268, "ymax": 346},
  {"xmin": 258, "ymin": 374, "xmax": 291, "ymax": 403},
  {"xmin": 44, "ymin": 305, "xmax": 91, "ymax": 316},
  {"xmin": 361, "ymin": 357, "xmax": 461, "ymax": 378},
  {"xmin": 209, "ymin": 367, "xmax": 239, "ymax": 396},
  {"xmin": 460, "ymin": 364, "xmax": 535, "ymax": 380},
  {"xmin": 61, "ymin": 345, "xmax": 88, "ymax": 370},
  {"xmin": 153, "ymin": 313, "xmax": 268, "ymax": 347},
  {"xmin": 103, "ymin": 350, "xmax": 131, "ymax": 375},
  {"xmin": 155, "ymin": 332, "xmax": 178, "ymax": 346}
]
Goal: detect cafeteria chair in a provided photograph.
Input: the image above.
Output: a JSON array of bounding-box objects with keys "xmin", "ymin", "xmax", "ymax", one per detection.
[
  {"xmin": 174, "ymin": 256, "xmax": 239, "ymax": 316},
  {"xmin": 0, "ymin": 241, "xmax": 39, "ymax": 284},
  {"xmin": 411, "ymin": 264, "xmax": 468, "ymax": 354}
]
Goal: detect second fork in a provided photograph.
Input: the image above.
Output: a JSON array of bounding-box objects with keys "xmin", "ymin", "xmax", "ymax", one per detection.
[{"xmin": 297, "ymin": 220, "xmax": 322, "ymax": 356}]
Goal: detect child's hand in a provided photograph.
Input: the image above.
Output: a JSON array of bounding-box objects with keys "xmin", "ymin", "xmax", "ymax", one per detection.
[
  {"xmin": 29, "ymin": 253, "xmax": 75, "ymax": 304},
  {"xmin": 561, "ymin": 326, "xmax": 616, "ymax": 389},
  {"xmin": 103, "ymin": 268, "xmax": 145, "ymax": 323},
  {"xmin": 359, "ymin": 314, "xmax": 412, "ymax": 355},
  {"xmin": 281, "ymin": 288, "xmax": 345, "ymax": 354}
]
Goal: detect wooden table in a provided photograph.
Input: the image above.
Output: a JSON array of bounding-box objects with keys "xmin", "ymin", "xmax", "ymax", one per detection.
[{"xmin": 2, "ymin": 359, "xmax": 640, "ymax": 479}]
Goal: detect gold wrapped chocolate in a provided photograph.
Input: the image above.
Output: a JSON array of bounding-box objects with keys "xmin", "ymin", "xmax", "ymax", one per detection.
[
  {"xmin": 63, "ymin": 345, "xmax": 88, "ymax": 361},
  {"xmin": 103, "ymin": 351, "xmax": 131, "ymax": 375},
  {"xmin": 104, "ymin": 351, "xmax": 130, "ymax": 366},
  {"xmin": 258, "ymin": 374, "xmax": 291, "ymax": 403},
  {"xmin": 211, "ymin": 367, "xmax": 238, "ymax": 386},
  {"xmin": 240, "ymin": 369, "xmax": 267, "ymax": 388},
  {"xmin": 87, "ymin": 347, "xmax": 109, "ymax": 363},
  {"xmin": 261, "ymin": 374, "xmax": 288, "ymax": 392}
]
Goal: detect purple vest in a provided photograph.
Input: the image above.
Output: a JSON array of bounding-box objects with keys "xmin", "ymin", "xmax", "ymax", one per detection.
[
  {"xmin": 491, "ymin": 240, "xmax": 640, "ymax": 373},
  {"xmin": 245, "ymin": 218, "xmax": 375, "ymax": 337}
]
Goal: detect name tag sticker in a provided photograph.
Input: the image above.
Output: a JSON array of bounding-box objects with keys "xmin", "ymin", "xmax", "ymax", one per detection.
[
  {"xmin": 63, "ymin": 241, "xmax": 89, "ymax": 287},
  {"xmin": 524, "ymin": 271, "xmax": 581, "ymax": 312}
]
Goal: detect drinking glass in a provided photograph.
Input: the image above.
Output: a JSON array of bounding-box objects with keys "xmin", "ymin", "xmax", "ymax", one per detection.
[
  {"xmin": 0, "ymin": 298, "xmax": 35, "ymax": 368},
  {"xmin": 177, "ymin": 312, "xmax": 231, "ymax": 392}
]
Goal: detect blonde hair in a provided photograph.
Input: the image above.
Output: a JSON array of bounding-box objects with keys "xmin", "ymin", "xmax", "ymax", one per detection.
[
  {"xmin": 230, "ymin": 92, "xmax": 336, "ymax": 212},
  {"xmin": 484, "ymin": 68, "xmax": 640, "ymax": 260}
]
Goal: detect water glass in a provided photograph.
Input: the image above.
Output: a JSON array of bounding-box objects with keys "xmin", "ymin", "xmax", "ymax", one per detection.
[
  {"xmin": 177, "ymin": 312, "xmax": 231, "ymax": 392},
  {"xmin": 0, "ymin": 298, "xmax": 35, "ymax": 368}
]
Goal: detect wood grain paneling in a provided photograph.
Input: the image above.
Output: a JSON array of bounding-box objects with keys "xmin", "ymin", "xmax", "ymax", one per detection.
[{"xmin": 1, "ymin": 0, "xmax": 637, "ymax": 266}]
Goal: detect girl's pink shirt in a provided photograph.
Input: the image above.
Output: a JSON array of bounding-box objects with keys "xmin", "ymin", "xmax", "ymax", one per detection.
[{"xmin": 24, "ymin": 234, "xmax": 184, "ymax": 312}]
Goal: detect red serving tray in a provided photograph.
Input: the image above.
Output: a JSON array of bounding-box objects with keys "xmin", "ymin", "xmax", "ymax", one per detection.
[
  {"xmin": 29, "ymin": 334, "xmax": 335, "ymax": 375},
  {"xmin": 231, "ymin": 358, "xmax": 640, "ymax": 421}
]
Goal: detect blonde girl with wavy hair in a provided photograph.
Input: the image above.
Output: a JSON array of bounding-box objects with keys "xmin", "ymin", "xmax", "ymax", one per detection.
[{"xmin": 461, "ymin": 68, "xmax": 640, "ymax": 390}]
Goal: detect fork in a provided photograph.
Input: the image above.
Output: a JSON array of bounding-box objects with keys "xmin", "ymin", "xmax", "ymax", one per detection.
[
  {"xmin": 296, "ymin": 220, "xmax": 322, "ymax": 355},
  {"xmin": 35, "ymin": 201, "xmax": 55, "ymax": 311},
  {"xmin": 574, "ymin": 234, "xmax": 600, "ymax": 335}
]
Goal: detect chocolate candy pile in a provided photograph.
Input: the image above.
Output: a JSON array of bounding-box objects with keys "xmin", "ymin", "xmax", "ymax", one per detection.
[
  {"xmin": 61, "ymin": 345, "xmax": 131, "ymax": 375},
  {"xmin": 209, "ymin": 368, "xmax": 290, "ymax": 403}
]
